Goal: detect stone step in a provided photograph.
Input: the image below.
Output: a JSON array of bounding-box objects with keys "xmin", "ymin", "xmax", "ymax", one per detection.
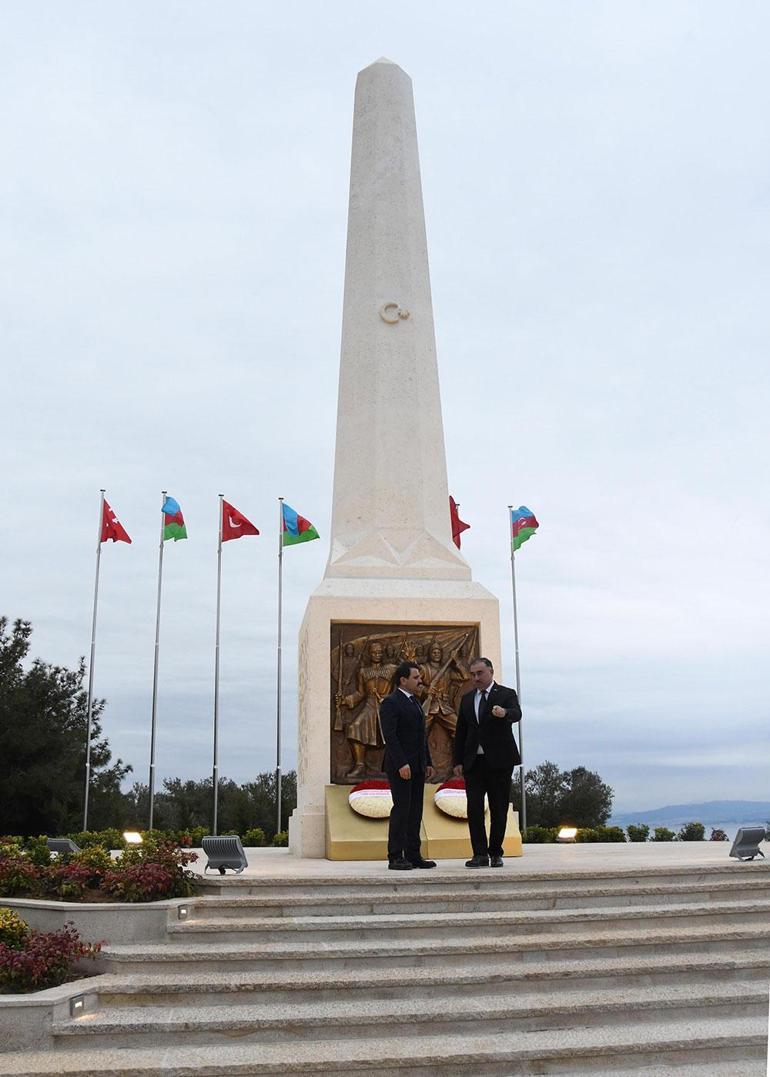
[
  {"xmin": 165, "ymin": 898, "xmax": 770, "ymax": 944},
  {"xmin": 0, "ymin": 1015, "xmax": 765, "ymax": 1074},
  {"xmin": 91, "ymin": 951, "xmax": 770, "ymax": 1009},
  {"xmin": 101, "ymin": 921, "xmax": 770, "ymax": 974},
  {"xmin": 180, "ymin": 876, "xmax": 770, "ymax": 918},
  {"xmin": 196, "ymin": 862, "xmax": 770, "ymax": 899},
  {"xmin": 51, "ymin": 981, "xmax": 767, "ymax": 1049}
]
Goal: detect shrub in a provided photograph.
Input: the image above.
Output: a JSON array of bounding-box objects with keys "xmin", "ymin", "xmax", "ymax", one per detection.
[
  {"xmin": 0, "ymin": 849, "xmax": 43, "ymax": 898},
  {"xmin": 103, "ymin": 839, "xmax": 199, "ymax": 901},
  {"xmin": 522, "ymin": 826, "xmax": 557, "ymax": 843},
  {"xmin": 677, "ymin": 821, "xmax": 706, "ymax": 842},
  {"xmin": 576, "ymin": 826, "xmax": 625, "ymax": 843},
  {"xmin": 271, "ymin": 831, "xmax": 289, "ymax": 848},
  {"xmin": 23, "ymin": 837, "xmax": 53, "ymax": 867},
  {"xmin": 67, "ymin": 829, "xmax": 122, "ymax": 851},
  {"xmin": 242, "ymin": 828, "xmax": 266, "ymax": 848},
  {"xmin": 44, "ymin": 862, "xmax": 95, "ymax": 901},
  {"xmin": 653, "ymin": 826, "xmax": 675, "ymax": 842},
  {"xmin": 710, "ymin": 828, "xmax": 729, "ymax": 842},
  {"xmin": 0, "ymin": 921, "xmax": 101, "ymax": 993},
  {"xmin": 102, "ymin": 863, "xmax": 177, "ymax": 903},
  {"xmin": 626, "ymin": 824, "xmax": 650, "ymax": 843},
  {"xmin": 0, "ymin": 908, "xmax": 30, "ymax": 949}
]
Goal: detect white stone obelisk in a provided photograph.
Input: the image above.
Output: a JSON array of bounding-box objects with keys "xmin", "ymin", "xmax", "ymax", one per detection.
[{"xmin": 289, "ymin": 59, "xmax": 502, "ymax": 857}]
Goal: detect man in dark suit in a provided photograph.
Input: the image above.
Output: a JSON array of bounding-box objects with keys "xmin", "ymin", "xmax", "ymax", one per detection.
[
  {"xmin": 453, "ymin": 656, "xmax": 521, "ymax": 867},
  {"xmin": 379, "ymin": 661, "xmax": 436, "ymax": 870}
]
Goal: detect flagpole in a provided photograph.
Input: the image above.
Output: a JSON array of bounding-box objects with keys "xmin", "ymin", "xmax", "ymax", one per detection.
[
  {"xmin": 508, "ymin": 505, "xmax": 526, "ymax": 833},
  {"xmin": 83, "ymin": 489, "xmax": 105, "ymax": 831},
  {"xmin": 212, "ymin": 495, "xmax": 224, "ymax": 835},
  {"xmin": 148, "ymin": 489, "xmax": 167, "ymax": 831},
  {"xmin": 275, "ymin": 497, "xmax": 284, "ymax": 836}
]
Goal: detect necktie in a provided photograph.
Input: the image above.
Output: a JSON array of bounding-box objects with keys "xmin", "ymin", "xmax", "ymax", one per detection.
[{"xmin": 478, "ymin": 689, "xmax": 487, "ymax": 721}]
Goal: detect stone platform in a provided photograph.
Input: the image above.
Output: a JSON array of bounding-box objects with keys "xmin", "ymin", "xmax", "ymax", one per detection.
[{"xmin": 1, "ymin": 843, "xmax": 768, "ymax": 1074}]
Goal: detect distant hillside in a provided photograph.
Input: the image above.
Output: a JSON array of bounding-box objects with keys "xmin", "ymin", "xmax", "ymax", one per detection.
[{"xmin": 612, "ymin": 800, "xmax": 770, "ymax": 827}]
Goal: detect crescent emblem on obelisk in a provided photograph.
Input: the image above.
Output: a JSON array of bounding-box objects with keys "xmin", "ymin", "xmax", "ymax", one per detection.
[{"xmin": 379, "ymin": 302, "xmax": 410, "ymax": 324}]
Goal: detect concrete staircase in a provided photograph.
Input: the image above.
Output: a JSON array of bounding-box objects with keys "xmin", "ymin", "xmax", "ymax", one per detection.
[{"xmin": 1, "ymin": 862, "xmax": 769, "ymax": 1075}]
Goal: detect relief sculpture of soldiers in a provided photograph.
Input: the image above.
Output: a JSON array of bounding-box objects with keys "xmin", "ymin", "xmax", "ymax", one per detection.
[{"xmin": 331, "ymin": 624, "xmax": 479, "ymax": 783}]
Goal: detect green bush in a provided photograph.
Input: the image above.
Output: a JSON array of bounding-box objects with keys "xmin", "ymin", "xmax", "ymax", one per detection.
[
  {"xmin": 626, "ymin": 824, "xmax": 650, "ymax": 843},
  {"xmin": 653, "ymin": 826, "xmax": 675, "ymax": 842},
  {"xmin": 242, "ymin": 828, "xmax": 266, "ymax": 847},
  {"xmin": 0, "ymin": 908, "xmax": 30, "ymax": 949},
  {"xmin": 67, "ymin": 829, "xmax": 123, "ymax": 850},
  {"xmin": 271, "ymin": 831, "xmax": 289, "ymax": 848},
  {"xmin": 677, "ymin": 821, "xmax": 705, "ymax": 842},
  {"xmin": 21, "ymin": 837, "xmax": 52, "ymax": 866},
  {"xmin": 522, "ymin": 826, "xmax": 557, "ymax": 843},
  {"xmin": 710, "ymin": 828, "xmax": 728, "ymax": 842},
  {"xmin": 576, "ymin": 826, "xmax": 625, "ymax": 843}
]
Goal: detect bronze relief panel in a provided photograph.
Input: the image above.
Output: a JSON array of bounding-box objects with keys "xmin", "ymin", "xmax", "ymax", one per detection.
[{"xmin": 330, "ymin": 623, "xmax": 479, "ymax": 784}]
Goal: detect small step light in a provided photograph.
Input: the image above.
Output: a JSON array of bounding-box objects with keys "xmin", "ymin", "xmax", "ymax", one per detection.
[
  {"xmin": 69, "ymin": 995, "xmax": 85, "ymax": 1017},
  {"xmin": 177, "ymin": 905, "xmax": 189, "ymax": 920}
]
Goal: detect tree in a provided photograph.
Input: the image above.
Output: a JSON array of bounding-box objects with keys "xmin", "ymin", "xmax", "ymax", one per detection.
[
  {"xmin": 559, "ymin": 766, "xmax": 614, "ymax": 828},
  {"xmin": 123, "ymin": 772, "xmax": 298, "ymax": 839},
  {"xmin": 0, "ymin": 617, "xmax": 131, "ymax": 835},
  {"xmin": 513, "ymin": 760, "xmax": 614, "ymax": 829}
]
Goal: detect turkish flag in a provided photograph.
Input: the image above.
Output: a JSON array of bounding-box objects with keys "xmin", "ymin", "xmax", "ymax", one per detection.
[
  {"xmin": 222, "ymin": 500, "xmax": 260, "ymax": 542},
  {"xmin": 449, "ymin": 496, "xmax": 470, "ymax": 549},
  {"xmin": 101, "ymin": 500, "xmax": 132, "ymax": 544}
]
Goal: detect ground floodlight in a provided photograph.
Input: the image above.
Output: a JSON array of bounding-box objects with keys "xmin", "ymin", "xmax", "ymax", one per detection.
[
  {"xmin": 202, "ymin": 835, "xmax": 248, "ymax": 875},
  {"xmin": 729, "ymin": 827, "xmax": 766, "ymax": 861},
  {"xmin": 46, "ymin": 838, "xmax": 80, "ymax": 855},
  {"xmin": 557, "ymin": 826, "xmax": 577, "ymax": 843},
  {"xmin": 123, "ymin": 830, "xmax": 143, "ymax": 845}
]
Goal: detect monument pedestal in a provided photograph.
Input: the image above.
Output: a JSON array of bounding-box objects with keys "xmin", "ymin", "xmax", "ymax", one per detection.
[
  {"xmin": 288, "ymin": 577, "xmax": 501, "ymax": 858},
  {"xmin": 323, "ymin": 783, "xmax": 522, "ymax": 861}
]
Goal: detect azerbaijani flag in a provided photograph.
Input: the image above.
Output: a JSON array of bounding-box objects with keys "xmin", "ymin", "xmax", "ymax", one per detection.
[
  {"xmin": 162, "ymin": 496, "xmax": 188, "ymax": 542},
  {"xmin": 281, "ymin": 502, "xmax": 319, "ymax": 547},
  {"xmin": 511, "ymin": 505, "xmax": 538, "ymax": 552}
]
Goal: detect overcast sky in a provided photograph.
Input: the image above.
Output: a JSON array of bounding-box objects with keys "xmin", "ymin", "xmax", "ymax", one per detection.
[{"xmin": 2, "ymin": 2, "xmax": 769, "ymax": 813}]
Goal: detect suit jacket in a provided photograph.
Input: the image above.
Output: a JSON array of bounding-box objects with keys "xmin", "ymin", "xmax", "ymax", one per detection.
[
  {"xmin": 453, "ymin": 682, "xmax": 522, "ymax": 772},
  {"xmin": 378, "ymin": 689, "xmax": 433, "ymax": 773}
]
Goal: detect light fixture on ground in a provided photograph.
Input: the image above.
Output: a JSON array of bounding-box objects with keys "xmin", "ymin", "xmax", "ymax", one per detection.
[
  {"xmin": 46, "ymin": 838, "xmax": 80, "ymax": 855},
  {"xmin": 729, "ymin": 827, "xmax": 766, "ymax": 861},
  {"xmin": 122, "ymin": 831, "xmax": 143, "ymax": 845},
  {"xmin": 557, "ymin": 826, "xmax": 577, "ymax": 843}
]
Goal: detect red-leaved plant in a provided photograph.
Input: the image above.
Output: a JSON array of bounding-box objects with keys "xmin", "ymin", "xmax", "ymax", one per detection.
[{"xmin": 0, "ymin": 921, "xmax": 101, "ymax": 993}]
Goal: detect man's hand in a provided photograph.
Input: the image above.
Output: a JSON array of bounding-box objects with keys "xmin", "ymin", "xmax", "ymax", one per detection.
[
  {"xmin": 453, "ymin": 764, "xmax": 463, "ymax": 778},
  {"xmin": 398, "ymin": 763, "xmax": 411, "ymax": 780},
  {"xmin": 425, "ymin": 765, "xmax": 435, "ymax": 781},
  {"xmin": 491, "ymin": 705, "xmax": 506, "ymax": 718}
]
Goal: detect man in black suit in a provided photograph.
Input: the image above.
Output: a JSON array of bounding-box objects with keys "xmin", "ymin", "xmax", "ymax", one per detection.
[
  {"xmin": 453, "ymin": 656, "xmax": 521, "ymax": 867},
  {"xmin": 379, "ymin": 661, "xmax": 436, "ymax": 870}
]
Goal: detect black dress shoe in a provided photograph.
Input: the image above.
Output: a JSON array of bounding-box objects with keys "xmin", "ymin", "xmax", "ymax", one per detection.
[
  {"xmin": 410, "ymin": 858, "xmax": 437, "ymax": 869},
  {"xmin": 490, "ymin": 855, "xmax": 504, "ymax": 867},
  {"xmin": 465, "ymin": 854, "xmax": 490, "ymax": 868},
  {"xmin": 388, "ymin": 856, "xmax": 414, "ymax": 870}
]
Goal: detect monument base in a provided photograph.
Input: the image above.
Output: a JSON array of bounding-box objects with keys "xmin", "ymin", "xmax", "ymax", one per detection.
[
  {"xmin": 324, "ymin": 784, "xmax": 522, "ymax": 861},
  {"xmin": 290, "ymin": 577, "xmax": 502, "ymax": 858}
]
